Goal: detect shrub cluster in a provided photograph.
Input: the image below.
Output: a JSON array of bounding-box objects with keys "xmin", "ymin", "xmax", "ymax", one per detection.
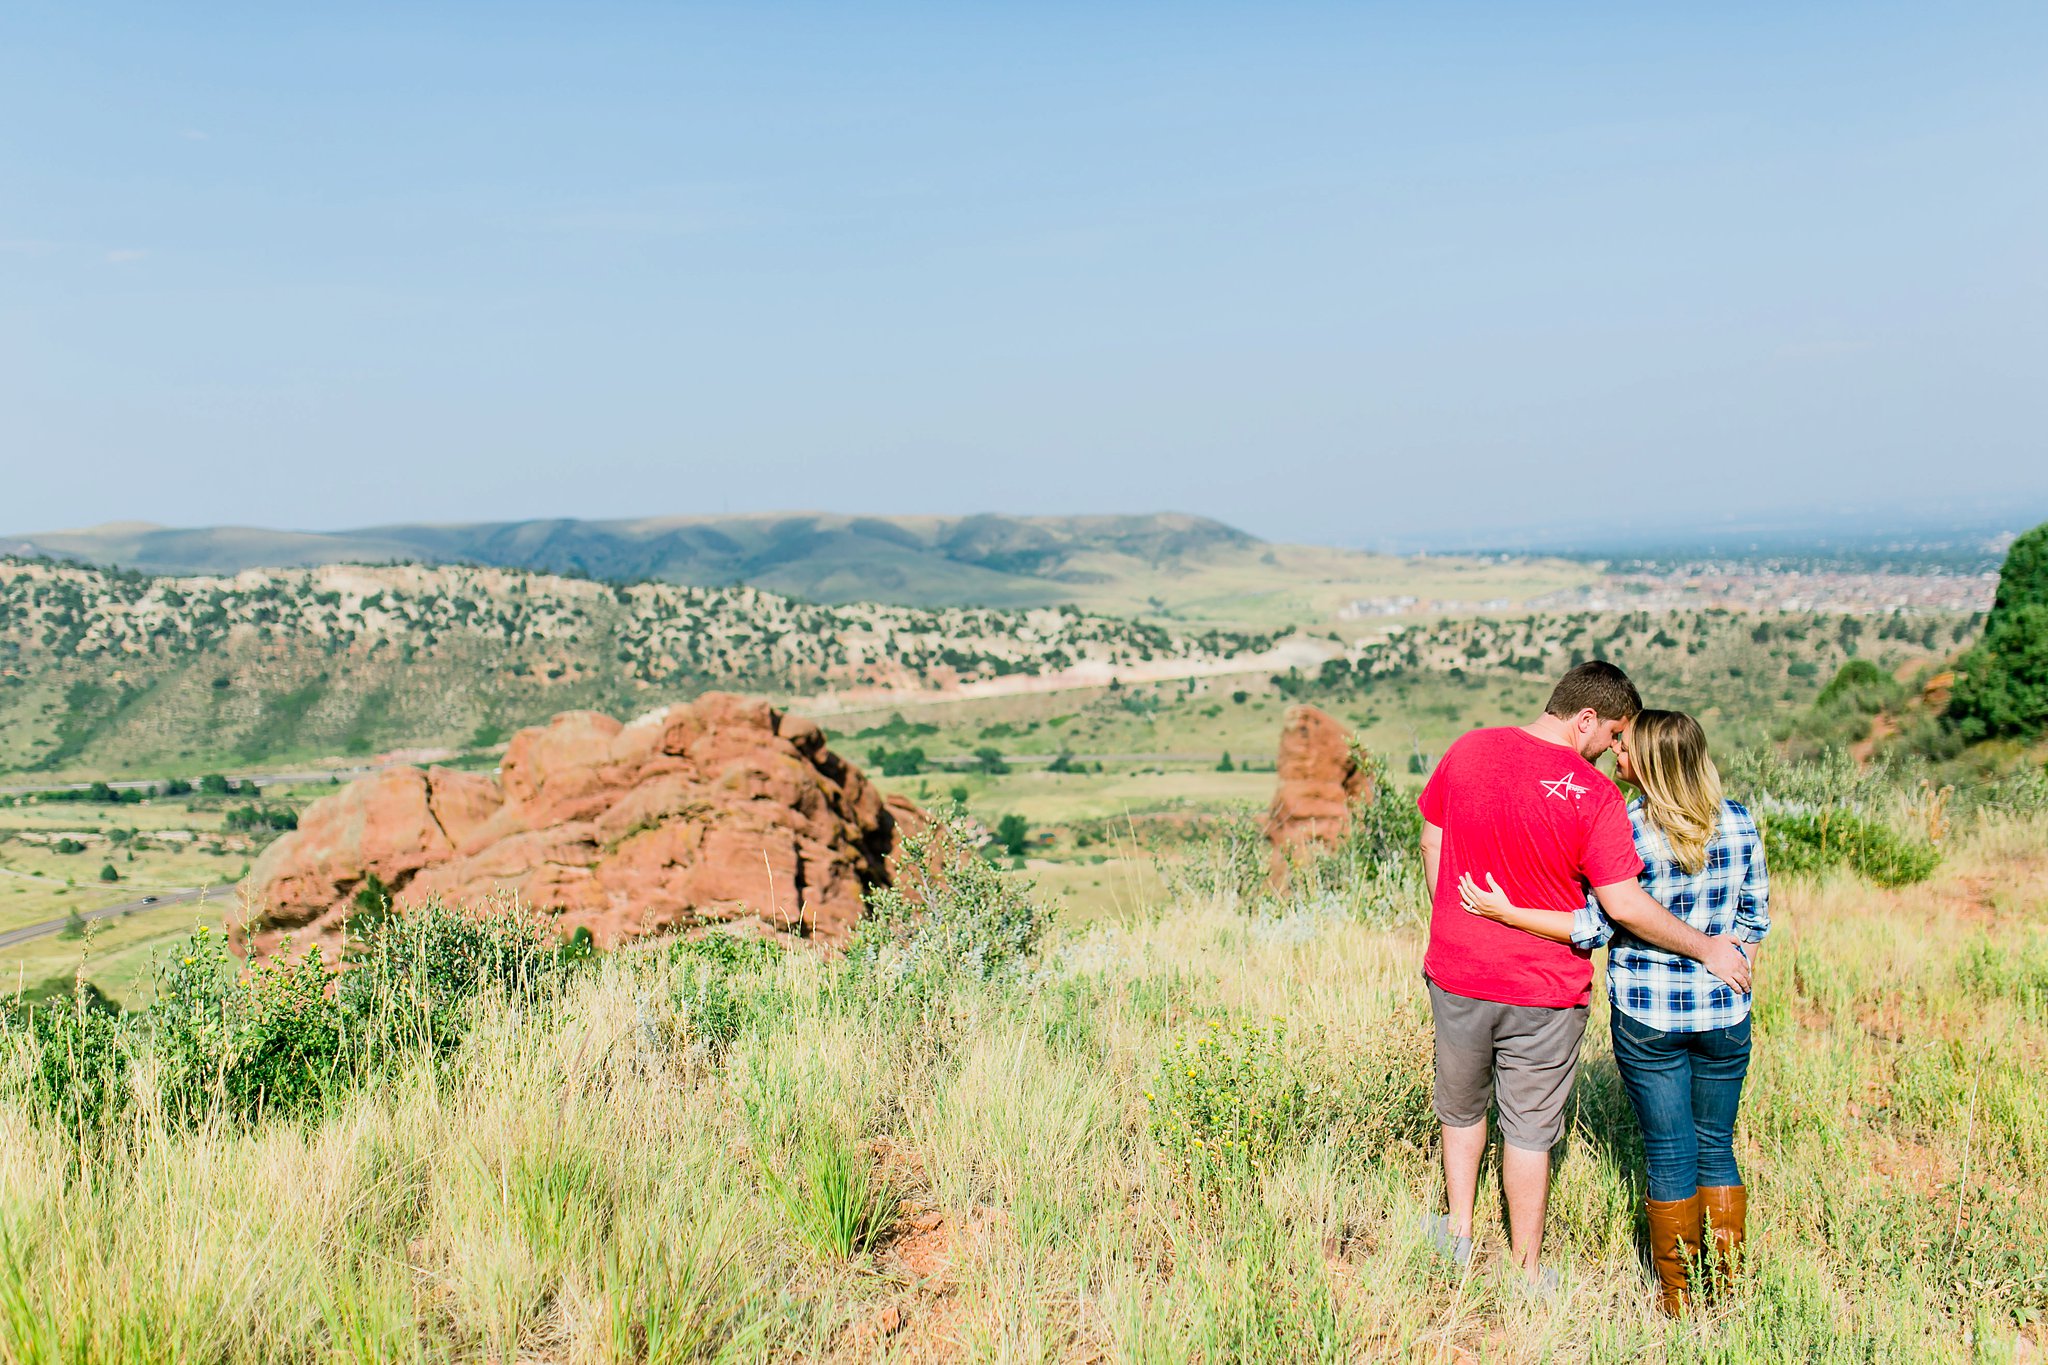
[
  {"xmin": 1, "ymin": 896, "xmax": 578, "ymax": 1139},
  {"xmin": 1758, "ymin": 809, "xmax": 1941, "ymax": 888},
  {"xmin": 1148, "ymin": 1017, "xmax": 1320, "ymax": 1197},
  {"xmin": 1725, "ymin": 747, "xmax": 1943, "ymax": 887},
  {"xmin": 845, "ymin": 813, "xmax": 1054, "ymax": 1003},
  {"xmin": 665, "ymin": 934, "xmax": 787, "ymax": 1060},
  {"xmin": 1167, "ymin": 751, "xmax": 1424, "ymax": 926}
]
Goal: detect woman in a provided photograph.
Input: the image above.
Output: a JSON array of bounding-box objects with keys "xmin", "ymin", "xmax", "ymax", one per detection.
[{"xmin": 1458, "ymin": 709, "xmax": 1769, "ymax": 1316}]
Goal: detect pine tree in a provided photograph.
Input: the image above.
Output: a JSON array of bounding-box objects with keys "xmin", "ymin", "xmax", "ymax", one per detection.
[{"xmin": 1947, "ymin": 521, "xmax": 2048, "ymax": 740}]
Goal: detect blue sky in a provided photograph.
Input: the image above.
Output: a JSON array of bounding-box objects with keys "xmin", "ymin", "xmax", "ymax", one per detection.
[{"xmin": 3, "ymin": 2, "xmax": 2044, "ymax": 546}]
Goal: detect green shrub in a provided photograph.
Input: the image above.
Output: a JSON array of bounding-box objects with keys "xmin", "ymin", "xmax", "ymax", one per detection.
[
  {"xmin": 335, "ymin": 895, "xmax": 572, "ymax": 1061},
  {"xmin": 151, "ymin": 927, "xmax": 345, "ymax": 1124},
  {"xmin": 1165, "ymin": 814, "xmax": 1270, "ymax": 911},
  {"xmin": 667, "ymin": 935, "xmax": 787, "ymax": 1059},
  {"xmin": 1148, "ymin": 1017, "xmax": 1322, "ymax": 1197},
  {"xmin": 996, "ymin": 812, "xmax": 1030, "ymax": 857},
  {"xmin": 846, "ymin": 814, "xmax": 1054, "ymax": 1000},
  {"xmin": 1759, "ymin": 809, "xmax": 1939, "ymax": 888},
  {"xmin": 4, "ymin": 977, "xmax": 132, "ymax": 1138},
  {"xmin": 142, "ymin": 899, "xmax": 576, "ymax": 1128}
]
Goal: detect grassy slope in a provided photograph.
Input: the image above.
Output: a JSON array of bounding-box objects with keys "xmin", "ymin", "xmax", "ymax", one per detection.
[{"xmin": 0, "ymin": 812, "xmax": 2040, "ymax": 1360}]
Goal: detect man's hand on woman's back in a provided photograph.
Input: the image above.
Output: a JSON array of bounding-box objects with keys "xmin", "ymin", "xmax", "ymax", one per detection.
[{"xmin": 1592, "ymin": 880, "xmax": 1753, "ymax": 994}]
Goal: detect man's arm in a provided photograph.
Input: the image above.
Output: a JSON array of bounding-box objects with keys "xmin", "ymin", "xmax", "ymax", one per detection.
[
  {"xmin": 1421, "ymin": 821, "xmax": 1443, "ymax": 895},
  {"xmin": 1592, "ymin": 879, "xmax": 1752, "ymax": 993}
]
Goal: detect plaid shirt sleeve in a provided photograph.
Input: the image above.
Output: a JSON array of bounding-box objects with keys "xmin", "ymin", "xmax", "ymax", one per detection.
[
  {"xmin": 1571, "ymin": 891, "xmax": 1612, "ymax": 950},
  {"xmin": 1730, "ymin": 804, "xmax": 1770, "ymax": 944}
]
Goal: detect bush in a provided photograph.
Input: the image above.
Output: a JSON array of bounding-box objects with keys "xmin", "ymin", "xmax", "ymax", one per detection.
[
  {"xmin": 224, "ymin": 805, "xmax": 299, "ymax": 833},
  {"xmin": 996, "ymin": 812, "xmax": 1030, "ymax": 857},
  {"xmin": 1148, "ymin": 1017, "xmax": 1321, "ymax": 1197},
  {"xmin": 143, "ymin": 898, "xmax": 577, "ymax": 1128},
  {"xmin": 334, "ymin": 896, "xmax": 573, "ymax": 1061},
  {"xmin": 1759, "ymin": 810, "xmax": 1940, "ymax": 888},
  {"xmin": 972, "ymin": 746, "xmax": 1009, "ymax": 775},
  {"xmin": 867, "ymin": 746, "xmax": 924, "ymax": 777},
  {"xmin": 151, "ymin": 927, "xmax": 346, "ymax": 1124},
  {"xmin": 846, "ymin": 814, "xmax": 1054, "ymax": 1001},
  {"xmin": 4, "ymin": 978, "xmax": 132, "ymax": 1138},
  {"xmin": 667, "ymin": 935, "xmax": 787, "ymax": 1059},
  {"xmin": 1166, "ymin": 815, "xmax": 1270, "ymax": 911},
  {"xmin": 1779, "ymin": 659, "xmax": 1908, "ymax": 755}
]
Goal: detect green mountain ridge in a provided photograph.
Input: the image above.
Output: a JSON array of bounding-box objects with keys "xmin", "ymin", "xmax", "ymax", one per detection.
[{"xmin": 2, "ymin": 512, "xmax": 1256, "ymax": 609}]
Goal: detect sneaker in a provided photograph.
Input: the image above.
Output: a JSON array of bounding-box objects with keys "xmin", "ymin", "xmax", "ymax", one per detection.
[
  {"xmin": 1420, "ymin": 1213, "xmax": 1474, "ymax": 1267},
  {"xmin": 1520, "ymin": 1264, "xmax": 1562, "ymax": 1301}
]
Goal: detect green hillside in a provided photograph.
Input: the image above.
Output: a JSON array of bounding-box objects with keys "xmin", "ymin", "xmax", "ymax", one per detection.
[{"xmin": 0, "ymin": 558, "xmax": 1273, "ymax": 778}]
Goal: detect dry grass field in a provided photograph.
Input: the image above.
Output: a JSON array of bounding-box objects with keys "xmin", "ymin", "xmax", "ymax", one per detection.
[{"xmin": 0, "ymin": 790, "xmax": 2041, "ymax": 1363}]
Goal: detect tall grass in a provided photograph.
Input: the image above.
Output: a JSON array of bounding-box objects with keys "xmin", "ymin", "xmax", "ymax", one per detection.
[{"xmin": 0, "ymin": 797, "xmax": 2042, "ymax": 1359}]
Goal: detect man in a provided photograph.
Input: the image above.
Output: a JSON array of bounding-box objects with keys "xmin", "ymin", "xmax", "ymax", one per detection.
[{"xmin": 1417, "ymin": 661, "xmax": 1751, "ymax": 1283}]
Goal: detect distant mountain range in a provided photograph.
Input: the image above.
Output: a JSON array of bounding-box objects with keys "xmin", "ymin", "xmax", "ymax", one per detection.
[{"xmin": 1, "ymin": 512, "xmax": 1255, "ymax": 609}]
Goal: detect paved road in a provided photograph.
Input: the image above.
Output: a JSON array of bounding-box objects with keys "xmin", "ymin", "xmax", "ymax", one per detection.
[{"xmin": 0, "ymin": 887, "xmax": 211, "ymax": 950}]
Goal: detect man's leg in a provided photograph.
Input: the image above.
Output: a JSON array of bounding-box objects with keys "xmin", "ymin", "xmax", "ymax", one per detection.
[
  {"xmin": 1442, "ymin": 1118, "xmax": 1488, "ymax": 1240},
  {"xmin": 1426, "ymin": 979, "xmax": 1495, "ymax": 1250},
  {"xmin": 1501, "ymin": 1143, "xmax": 1553, "ymax": 1273},
  {"xmin": 1492, "ymin": 1001, "xmax": 1591, "ymax": 1279}
]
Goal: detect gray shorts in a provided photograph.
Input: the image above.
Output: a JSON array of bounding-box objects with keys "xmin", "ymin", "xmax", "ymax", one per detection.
[{"xmin": 1426, "ymin": 976, "xmax": 1590, "ymax": 1152}]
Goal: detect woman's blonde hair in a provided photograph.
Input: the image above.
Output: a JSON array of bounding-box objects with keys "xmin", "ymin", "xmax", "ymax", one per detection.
[{"xmin": 1624, "ymin": 709, "xmax": 1723, "ymax": 874}]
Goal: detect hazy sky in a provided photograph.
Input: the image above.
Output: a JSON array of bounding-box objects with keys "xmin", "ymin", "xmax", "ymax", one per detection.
[{"xmin": 4, "ymin": 2, "xmax": 2044, "ymax": 546}]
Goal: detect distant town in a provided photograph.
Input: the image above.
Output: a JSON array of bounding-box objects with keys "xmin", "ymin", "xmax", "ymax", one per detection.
[{"xmin": 1341, "ymin": 563, "xmax": 1997, "ymax": 620}]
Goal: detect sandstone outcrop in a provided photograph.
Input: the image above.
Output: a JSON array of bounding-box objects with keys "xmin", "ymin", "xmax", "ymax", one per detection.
[
  {"xmin": 1264, "ymin": 704, "xmax": 1372, "ymax": 883},
  {"xmin": 240, "ymin": 693, "xmax": 923, "ymax": 957}
]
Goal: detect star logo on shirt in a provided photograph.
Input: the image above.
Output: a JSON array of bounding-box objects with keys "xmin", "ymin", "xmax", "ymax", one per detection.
[{"xmin": 1541, "ymin": 772, "xmax": 1587, "ymax": 801}]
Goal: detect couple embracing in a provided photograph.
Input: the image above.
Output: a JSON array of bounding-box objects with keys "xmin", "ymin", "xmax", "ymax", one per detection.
[{"xmin": 1417, "ymin": 661, "xmax": 1769, "ymax": 1313}]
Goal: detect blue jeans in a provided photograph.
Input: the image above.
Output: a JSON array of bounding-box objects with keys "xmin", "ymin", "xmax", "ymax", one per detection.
[{"xmin": 1609, "ymin": 1007, "xmax": 1752, "ymax": 1202}]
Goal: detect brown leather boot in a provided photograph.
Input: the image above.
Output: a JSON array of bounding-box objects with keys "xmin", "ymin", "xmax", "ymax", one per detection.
[
  {"xmin": 1645, "ymin": 1194, "xmax": 1704, "ymax": 1316},
  {"xmin": 1698, "ymin": 1185, "xmax": 1747, "ymax": 1296}
]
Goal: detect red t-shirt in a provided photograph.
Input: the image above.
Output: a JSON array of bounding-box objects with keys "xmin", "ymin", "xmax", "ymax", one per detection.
[{"xmin": 1417, "ymin": 727, "xmax": 1643, "ymax": 1008}]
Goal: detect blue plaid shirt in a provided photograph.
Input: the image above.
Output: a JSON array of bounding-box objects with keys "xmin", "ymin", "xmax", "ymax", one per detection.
[{"xmin": 1570, "ymin": 798, "xmax": 1770, "ymax": 1033}]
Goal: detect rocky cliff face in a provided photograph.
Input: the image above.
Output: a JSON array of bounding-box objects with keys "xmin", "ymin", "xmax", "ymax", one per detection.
[
  {"xmin": 1264, "ymin": 704, "xmax": 1373, "ymax": 883},
  {"xmin": 241, "ymin": 693, "xmax": 922, "ymax": 957}
]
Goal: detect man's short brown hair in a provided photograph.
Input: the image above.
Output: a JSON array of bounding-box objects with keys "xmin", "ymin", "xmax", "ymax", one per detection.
[{"xmin": 1545, "ymin": 660, "xmax": 1642, "ymax": 722}]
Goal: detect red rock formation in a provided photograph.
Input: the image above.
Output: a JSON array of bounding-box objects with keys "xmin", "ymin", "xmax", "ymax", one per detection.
[
  {"xmin": 1264, "ymin": 704, "xmax": 1372, "ymax": 883},
  {"xmin": 240, "ymin": 693, "xmax": 924, "ymax": 957}
]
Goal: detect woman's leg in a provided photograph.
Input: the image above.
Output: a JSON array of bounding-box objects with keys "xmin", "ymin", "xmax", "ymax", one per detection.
[
  {"xmin": 1689, "ymin": 1017, "xmax": 1753, "ymax": 1290},
  {"xmin": 1611, "ymin": 1009, "xmax": 1702, "ymax": 1314},
  {"xmin": 1688, "ymin": 1018, "xmax": 1751, "ymax": 1188},
  {"xmin": 1611, "ymin": 1010, "xmax": 1698, "ymax": 1199}
]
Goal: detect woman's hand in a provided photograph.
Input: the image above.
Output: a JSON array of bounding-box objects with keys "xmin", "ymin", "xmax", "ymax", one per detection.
[{"xmin": 1458, "ymin": 872, "xmax": 1514, "ymax": 922}]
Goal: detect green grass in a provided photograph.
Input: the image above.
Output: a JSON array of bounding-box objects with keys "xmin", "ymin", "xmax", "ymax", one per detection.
[{"xmin": 0, "ymin": 801, "xmax": 2039, "ymax": 1360}]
